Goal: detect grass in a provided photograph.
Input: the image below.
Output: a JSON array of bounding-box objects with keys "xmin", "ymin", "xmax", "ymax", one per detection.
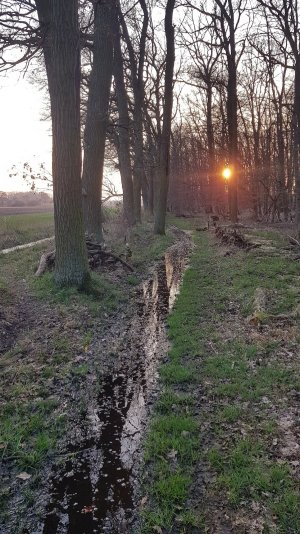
[
  {"xmin": 33, "ymin": 271, "xmax": 126, "ymax": 316},
  {"xmin": 0, "ymin": 212, "xmax": 54, "ymax": 250},
  {"xmin": 142, "ymin": 224, "xmax": 300, "ymax": 533},
  {"xmin": 0, "ymin": 398, "xmax": 65, "ymax": 469},
  {"xmin": 129, "ymin": 222, "xmax": 175, "ymax": 274}
]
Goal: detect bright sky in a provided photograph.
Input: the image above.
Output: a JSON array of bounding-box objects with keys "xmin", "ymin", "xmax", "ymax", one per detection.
[{"xmin": 0, "ymin": 71, "xmax": 51, "ymax": 192}]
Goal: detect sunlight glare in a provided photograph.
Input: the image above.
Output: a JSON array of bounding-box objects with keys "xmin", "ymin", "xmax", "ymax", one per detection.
[{"xmin": 222, "ymin": 167, "xmax": 231, "ymax": 180}]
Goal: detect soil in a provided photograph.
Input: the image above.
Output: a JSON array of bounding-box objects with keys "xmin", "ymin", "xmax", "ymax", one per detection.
[{"xmin": 0, "ymin": 227, "xmax": 192, "ymax": 534}]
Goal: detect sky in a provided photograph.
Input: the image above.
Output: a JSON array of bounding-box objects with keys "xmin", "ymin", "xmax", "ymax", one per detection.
[{"xmin": 0, "ymin": 71, "xmax": 51, "ymax": 192}]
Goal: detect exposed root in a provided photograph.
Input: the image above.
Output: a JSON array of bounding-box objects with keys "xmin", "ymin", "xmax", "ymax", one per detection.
[{"xmin": 35, "ymin": 240, "xmax": 134, "ymax": 277}]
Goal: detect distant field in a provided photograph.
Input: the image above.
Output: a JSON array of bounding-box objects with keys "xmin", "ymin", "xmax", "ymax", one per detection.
[
  {"xmin": 0, "ymin": 212, "xmax": 54, "ymax": 250},
  {"xmin": 0, "ymin": 205, "xmax": 53, "ymax": 216}
]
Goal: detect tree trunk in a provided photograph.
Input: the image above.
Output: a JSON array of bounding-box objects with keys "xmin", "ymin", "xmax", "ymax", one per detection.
[
  {"xmin": 113, "ymin": 18, "xmax": 135, "ymax": 227},
  {"xmin": 206, "ymin": 81, "xmax": 217, "ymax": 209},
  {"xmin": 35, "ymin": 0, "xmax": 89, "ymax": 286},
  {"xmin": 82, "ymin": 0, "xmax": 114, "ymax": 242},
  {"xmin": 276, "ymin": 106, "xmax": 288, "ymax": 221},
  {"xmin": 154, "ymin": 0, "xmax": 176, "ymax": 235},
  {"xmin": 294, "ymin": 55, "xmax": 300, "ymax": 235},
  {"xmin": 118, "ymin": 0, "xmax": 149, "ymax": 222},
  {"xmin": 227, "ymin": 56, "xmax": 238, "ymax": 223},
  {"xmin": 133, "ymin": 95, "xmax": 148, "ymax": 221}
]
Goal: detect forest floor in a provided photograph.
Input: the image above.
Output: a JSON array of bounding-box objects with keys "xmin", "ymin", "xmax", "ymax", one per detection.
[{"xmin": 1, "ymin": 212, "xmax": 300, "ymax": 533}]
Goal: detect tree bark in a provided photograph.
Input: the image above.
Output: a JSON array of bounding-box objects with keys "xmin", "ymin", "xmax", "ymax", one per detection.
[
  {"xmin": 227, "ymin": 54, "xmax": 238, "ymax": 222},
  {"xmin": 35, "ymin": 0, "xmax": 89, "ymax": 286},
  {"xmin": 82, "ymin": 0, "xmax": 114, "ymax": 241},
  {"xmin": 294, "ymin": 55, "xmax": 300, "ymax": 234},
  {"xmin": 118, "ymin": 0, "xmax": 149, "ymax": 221},
  {"xmin": 113, "ymin": 16, "xmax": 135, "ymax": 227},
  {"xmin": 154, "ymin": 0, "xmax": 176, "ymax": 235}
]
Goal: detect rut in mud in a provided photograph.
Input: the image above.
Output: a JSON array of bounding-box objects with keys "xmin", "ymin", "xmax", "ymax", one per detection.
[{"xmin": 40, "ymin": 236, "xmax": 191, "ymax": 534}]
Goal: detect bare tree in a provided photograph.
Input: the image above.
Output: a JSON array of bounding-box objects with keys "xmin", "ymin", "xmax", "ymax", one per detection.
[
  {"xmin": 257, "ymin": 0, "xmax": 300, "ymax": 232},
  {"xmin": 113, "ymin": 6, "xmax": 135, "ymax": 226},
  {"xmin": 154, "ymin": 0, "xmax": 176, "ymax": 234},
  {"xmin": 82, "ymin": 0, "xmax": 114, "ymax": 242},
  {"xmin": 1, "ymin": 1, "xmax": 90, "ymax": 286},
  {"xmin": 119, "ymin": 0, "xmax": 149, "ymax": 221},
  {"xmin": 35, "ymin": 0, "xmax": 89, "ymax": 286}
]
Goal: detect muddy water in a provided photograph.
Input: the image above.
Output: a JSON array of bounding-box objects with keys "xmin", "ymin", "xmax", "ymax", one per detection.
[{"xmin": 42, "ymin": 240, "xmax": 190, "ymax": 534}]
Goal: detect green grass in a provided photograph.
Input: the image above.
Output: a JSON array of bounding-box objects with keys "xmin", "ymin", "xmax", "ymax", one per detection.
[
  {"xmin": 130, "ymin": 222, "xmax": 175, "ymax": 273},
  {"xmin": 208, "ymin": 439, "xmax": 300, "ymax": 531},
  {"xmin": 33, "ymin": 271, "xmax": 126, "ymax": 316},
  {"xmin": 142, "ymin": 226, "xmax": 300, "ymax": 533},
  {"xmin": 0, "ymin": 399, "xmax": 64, "ymax": 469},
  {"xmin": 0, "ymin": 212, "xmax": 54, "ymax": 249}
]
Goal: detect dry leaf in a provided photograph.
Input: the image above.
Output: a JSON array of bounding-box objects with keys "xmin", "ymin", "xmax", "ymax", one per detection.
[
  {"xmin": 153, "ymin": 527, "xmax": 163, "ymax": 534},
  {"xmin": 140, "ymin": 495, "xmax": 148, "ymax": 508},
  {"xmin": 167, "ymin": 449, "xmax": 177, "ymax": 459}
]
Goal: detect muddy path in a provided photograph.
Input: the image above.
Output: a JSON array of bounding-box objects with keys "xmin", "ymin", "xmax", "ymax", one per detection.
[{"xmin": 27, "ymin": 233, "xmax": 192, "ymax": 534}]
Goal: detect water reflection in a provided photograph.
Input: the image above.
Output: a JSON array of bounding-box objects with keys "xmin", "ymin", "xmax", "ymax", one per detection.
[{"xmin": 42, "ymin": 242, "xmax": 189, "ymax": 533}]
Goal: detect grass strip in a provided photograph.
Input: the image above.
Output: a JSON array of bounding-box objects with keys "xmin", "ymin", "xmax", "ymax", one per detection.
[{"xmin": 142, "ymin": 227, "xmax": 300, "ymax": 533}]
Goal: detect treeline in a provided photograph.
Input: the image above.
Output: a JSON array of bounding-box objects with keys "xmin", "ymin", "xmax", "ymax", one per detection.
[
  {"xmin": 168, "ymin": 1, "xmax": 299, "ymax": 224},
  {"xmin": 1, "ymin": 0, "xmax": 300, "ymax": 286},
  {"xmin": 0, "ymin": 191, "xmax": 53, "ymax": 207}
]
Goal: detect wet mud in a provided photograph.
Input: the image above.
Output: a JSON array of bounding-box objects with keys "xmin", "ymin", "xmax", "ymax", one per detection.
[{"xmin": 41, "ymin": 238, "xmax": 190, "ymax": 534}]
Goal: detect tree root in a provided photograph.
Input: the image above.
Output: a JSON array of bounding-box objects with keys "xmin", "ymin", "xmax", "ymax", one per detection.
[{"xmin": 35, "ymin": 240, "xmax": 134, "ymax": 277}]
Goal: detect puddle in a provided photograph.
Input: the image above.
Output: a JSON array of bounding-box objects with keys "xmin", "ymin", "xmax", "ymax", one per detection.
[{"xmin": 41, "ymin": 239, "xmax": 190, "ymax": 533}]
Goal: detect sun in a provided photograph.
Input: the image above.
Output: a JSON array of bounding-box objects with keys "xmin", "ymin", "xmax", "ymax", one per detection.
[{"xmin": 222, "ymin": 167, "xmax": 231, "ymax": 180}]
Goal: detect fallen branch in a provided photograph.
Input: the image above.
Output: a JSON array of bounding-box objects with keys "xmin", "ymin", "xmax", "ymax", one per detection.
[
  {"xmin": 287, "ymin": 235, "xmax": 300, "ymax": 249},
  {"xmin": 215, "ymin": 226, "xmax": 260, "ymax": 251},
  {"xmin": 35, "ymin": 240, "xmax": 134, "ymax": 277}
]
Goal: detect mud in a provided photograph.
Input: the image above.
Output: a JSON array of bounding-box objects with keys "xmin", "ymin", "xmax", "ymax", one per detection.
[{"xmin": 39, "ymin": 237, "xmax": 191, "ymax": 534}]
